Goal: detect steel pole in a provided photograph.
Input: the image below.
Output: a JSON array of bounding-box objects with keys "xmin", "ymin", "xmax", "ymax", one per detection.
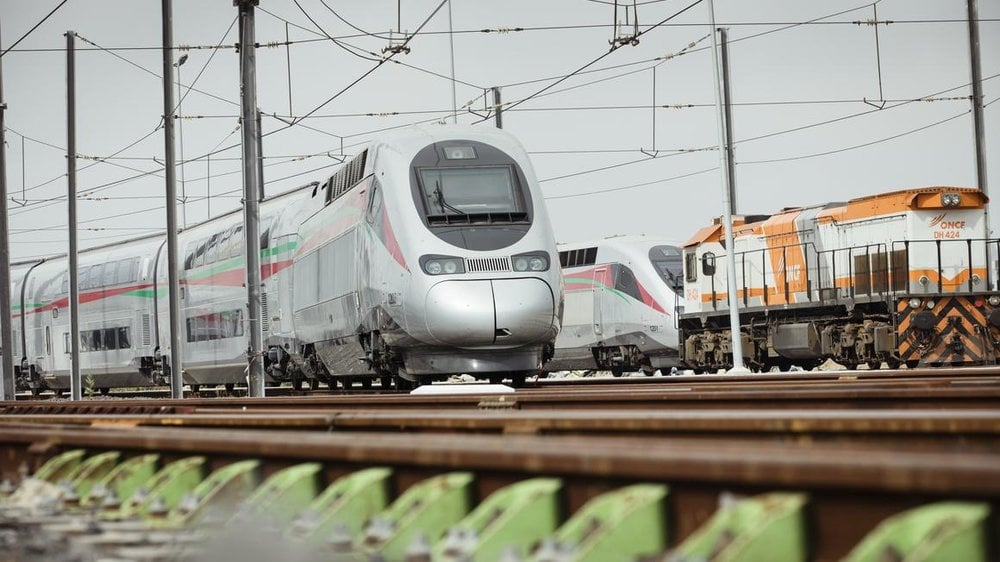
[
  {"xmin": 237, "ymin": 0, "xmax": 265, "ymax": 397},
  {"xmin": 967, "ymin": 0, "xmax": 989, "ymax": 236},
  {"xmin": 161, "ymin": 0, "xmax": 184, "ymax": 398},
  {"xmin": 0, "ymin": 22, "xmax": 15, "ymax": 401},
  {"xmin": 176, "ymin": 64, "xmax": 187, "ymax": 228},
  {"xmin": 66, "ymin": 31, "xmax": 82, "ymax": 399},
  {"xmin": 707, "ymin": 2, "xmax": 747, "ymax": 373},
  {"xmin": 720, "ymin": 27, "xmax": 737, "ymax": 215},
  {"xmin": 447, "ymin": 0, "xmax": 457, "ymax": 124}
]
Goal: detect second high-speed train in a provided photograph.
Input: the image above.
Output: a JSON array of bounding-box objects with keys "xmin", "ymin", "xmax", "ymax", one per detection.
[
  {"xmin": 9, "ymin": 125, "xmax": 562, "ymax": 392},
  {"xmin": 545, "ymin": 235, "xmax": 684, "ymax": 375}
]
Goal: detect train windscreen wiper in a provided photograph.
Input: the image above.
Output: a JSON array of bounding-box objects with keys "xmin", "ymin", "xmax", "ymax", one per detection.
[{"xmin": 434, "ymin": 180, "xmax": 466, "ymax": 216}]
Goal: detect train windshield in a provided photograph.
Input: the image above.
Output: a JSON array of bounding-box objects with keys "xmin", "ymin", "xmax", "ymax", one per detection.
[
  {"xmin": 649, "ymin": 245, "xmax": 684, "ymax": 291},
  {"xmin": 419, "ymin": 166, "xmax": 522, "ymax": 216}
]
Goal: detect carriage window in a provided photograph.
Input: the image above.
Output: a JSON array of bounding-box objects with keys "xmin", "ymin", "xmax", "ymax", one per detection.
[
  {"xmin": 193, "ymin": 239, "xmax": 208, "ymax": 268},
  {"xmin": 186, "ymin": 309, "xmax": 245, "ymax": 342},
  {"xmin": 216, "ymin": 228, "xmax": 234, "ymax": 261},
  {"xmin": 419, "ymin": 166, "xmax": 522, "ymax": 216},
  {"xmin": 102, "ymin": 263, "xmax": 117, "ymax": 286},
  {"xmin": 560, "ymin": 247, "xmax": 599, "ymax": 268},
  {"xmin": 206, "ymin": 233, "xmax": 221, "ymax": 264},
  {"xmin": 115, "ymin": 260, "xmax": 132, "ymax": 285},
  {"xmin": 79, "ymin": 327, "xmax": 130, "ymax": 351},
  {"xmin": 117, "ymin": 327, "xmax": 131, "ymax": 349},
  {"xmin": 87, "ymin": 265, "xmax": 104, "ymax": 290},
  {"xmin": 229, "ymin": 226, "xmax": 245, "ymax": 259}
]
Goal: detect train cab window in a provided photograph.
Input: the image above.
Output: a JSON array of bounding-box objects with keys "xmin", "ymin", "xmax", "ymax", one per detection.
[
  {"xmin": 614, "ymin": 265, "xmax": 642, "ymax": 301},
  {"xmin": 418, "ymin": 166, "xmax": 523, "ymax": 216},
  {"xmin": 702, "ymin": 252, "xmax": 717, "ymax": 276},
  {"xmin": 685, "ymin": 252, "xmax": 698, "ymax": 282},
  {"xmin": 649, "ymin": 245, "xmax": 684, "ymax": 291}
]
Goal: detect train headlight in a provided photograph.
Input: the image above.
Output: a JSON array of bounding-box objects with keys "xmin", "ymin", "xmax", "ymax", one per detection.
[
  {"xmin": 512, "ymin": 251, "xmax": 550, "ymax": 272},
  {"xmin": 989, "ymin": 295, "xmax": 1000, "ymax": 307},
  {"xmin": 420, "ymin": 255, "xmax": 466, "ymax": 276},
  {"xmin": 941, "ymin": 192, "xmax": 961, "ymax": 207},
  {"xmin": 909, "ymin": 297, "xmax": 922, "ymax": 309}
]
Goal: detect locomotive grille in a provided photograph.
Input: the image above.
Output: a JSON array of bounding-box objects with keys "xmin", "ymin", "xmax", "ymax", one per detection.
[
  {"xmin": 141, "ymin": 314, "xmax": 151, "ymax": 346},
  {"xmin": 466, "ymin": 257, "xmax": 511, "ymax": 273},
  {"xmin": 261, "ymin": 292, "xmax": 271, "ymax": 333}
]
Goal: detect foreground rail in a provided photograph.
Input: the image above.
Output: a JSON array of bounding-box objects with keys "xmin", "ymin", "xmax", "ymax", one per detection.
[{"xmin": 2, "ymin": 392, "xmax": 999, "ymax": 561}]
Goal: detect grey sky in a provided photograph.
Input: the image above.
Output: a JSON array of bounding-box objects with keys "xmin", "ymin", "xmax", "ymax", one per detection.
[{"xmin": 1, "ymin": 0, "xmax": 997, "ymax": 261}]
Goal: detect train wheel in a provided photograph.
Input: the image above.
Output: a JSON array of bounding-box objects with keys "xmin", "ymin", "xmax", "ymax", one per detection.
[
  {"xmin": 886, "ymin": 358, "xmax": 901, "ymax": 370},
  {"xmin": 361, "ymin": 378, "xmax": 372, "ymax": 390},
  {"xmin": 641, "ymin": 366, "xmax": 657, "ymax": 377},
  {"xmin": 610, "ymin": 368, "xmax": 624, "ymax": 377},
  {"xmin": 866, "ymin": 360, "xmax": 882, "ymax": 371},
  {"xmin": 99, "ymin": 387, "xmax": 110, "ymax": 396},
  {"xmin": 511, "ymin": 373, "xmax": 527, "ymax": 388},
  {"xmin": 905, "ymin": 360, "xmax": 920, "ymax": 369},
  {"xmin": 393, "ymin": 375, "xmax": 415, "ymax": 391},
  {"xmin": 310, "ymin": 378, "xmax": 320, "ymax": 391},
  {"xmin": 488, "ymin": 374, "xmax": 504, "ymax": 385},
  {"xmin": 191, "ymin": 385, "xmax": 200, "ymax": 393},
  {"xmin": 292, "ymin": 378, "xmax": 304, "ymax": 392},
  {"xmin": 379, "ymin": 374, "xmax": 392, "ymax": 390},
  {"xmin": 224, "ymin": 383, "xmax": 235, "ymax": 393}
]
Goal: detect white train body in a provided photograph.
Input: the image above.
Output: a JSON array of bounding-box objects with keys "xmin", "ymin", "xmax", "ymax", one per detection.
[
  {"xmin": 290, "ymin": 125, "xmax": 561, "ymax": 384},
  {"xmin": 7, "ymin": 125, "xmax": 561, "ymax": 392},
  {"xmin": 546, "ymin": 235, "xmax": 683, "ymax": 374}
]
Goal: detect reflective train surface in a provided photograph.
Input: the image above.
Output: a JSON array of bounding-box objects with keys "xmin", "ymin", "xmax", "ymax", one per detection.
[
  {"xmin": 545, "ymin": 235, "xmax": 684, "ymax": 375},
  {"xmin": 7, "ymin": 125, "xmax": 562, "ymax": 393}
]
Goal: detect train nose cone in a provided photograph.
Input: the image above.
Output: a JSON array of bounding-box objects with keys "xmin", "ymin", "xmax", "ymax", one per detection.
[
  {"xmin": 426, "ymin": 280, "xmax": 496, "ymax": 345},
  {"xmin": 425, "ymin": 279, "xmax": 555, "ymax": 347},
  {"xmin": 492, "ymin": 278, "xmax": 556, "ymax": 344}
]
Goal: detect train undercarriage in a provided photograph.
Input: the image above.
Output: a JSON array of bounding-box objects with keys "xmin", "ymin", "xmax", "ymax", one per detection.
[{"xmin": 682, "ymin": 294, "xmax": 1000, "ymax": 373}]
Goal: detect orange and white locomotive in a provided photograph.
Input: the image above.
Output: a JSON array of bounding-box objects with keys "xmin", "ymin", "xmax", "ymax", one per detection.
[{"xmin": 680, "ymin": 186, "xmax": 998, "ymax": 371}]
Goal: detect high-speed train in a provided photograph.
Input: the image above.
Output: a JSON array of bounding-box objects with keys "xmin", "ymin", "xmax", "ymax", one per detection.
[
  {"xmin": 545, "ymin": 235, "xmax": 683, "ymax": 375},
  {"xmin": 8, "ymin": 125, "xmax": 562, "ymax": 393}
]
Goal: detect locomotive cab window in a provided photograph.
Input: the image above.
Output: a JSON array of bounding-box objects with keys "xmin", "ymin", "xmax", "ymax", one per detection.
[
  {"xmin": 702, "ymin": 252, "xmax": 717, "ymax": 276},
  {"xmin": 418, "ymin": 166, "xmax": 523, "ymax": 216},
  {"xmin": 685, "ymin": 252, "xmax": 698, "ymax": 282}
]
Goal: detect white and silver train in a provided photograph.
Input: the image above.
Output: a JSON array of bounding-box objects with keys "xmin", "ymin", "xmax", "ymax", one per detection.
[
  {"xmin": 7, "ymin": 125, "xmax": 562, "ymax": 393},
  {"xmin": 545, "ymin": 235, "xmax": 684, "ymax": 375}
]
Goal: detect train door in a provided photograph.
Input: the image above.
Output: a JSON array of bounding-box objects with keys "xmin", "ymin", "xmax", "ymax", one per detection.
[{"xmin": 592, "ymin": 266, "xmax": 607, "ymax": 340}]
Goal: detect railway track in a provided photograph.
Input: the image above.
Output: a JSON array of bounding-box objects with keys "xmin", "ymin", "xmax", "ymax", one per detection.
[{"xmin": 1, "ymin": 372, "xmax": 999, "ymax": 562}]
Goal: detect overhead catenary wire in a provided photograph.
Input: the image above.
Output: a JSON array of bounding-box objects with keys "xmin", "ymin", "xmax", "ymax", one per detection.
[{"xmin": 0, "ymin": 0, "xmax": 72, "ymax": 57}]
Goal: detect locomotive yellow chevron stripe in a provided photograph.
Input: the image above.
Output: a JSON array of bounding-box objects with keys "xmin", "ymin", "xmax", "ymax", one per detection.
[{"xmin": 896, "ymin": 295, "xmax": 997, "ymax": 365}]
